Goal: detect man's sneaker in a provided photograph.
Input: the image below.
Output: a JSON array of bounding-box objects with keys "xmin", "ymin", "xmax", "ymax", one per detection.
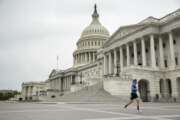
[
  {"xmin": 137, "ymin": 109, "xmax": 142, "ymax": 113},
  {"xmin": 124, "ymin": 105, "xmax": 128, "ymax": 109}
]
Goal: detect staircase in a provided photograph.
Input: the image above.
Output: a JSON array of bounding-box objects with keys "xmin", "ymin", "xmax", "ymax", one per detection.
[{"xmin": 40, "ymin": 80, "xmax": 122, "ymax": 103}]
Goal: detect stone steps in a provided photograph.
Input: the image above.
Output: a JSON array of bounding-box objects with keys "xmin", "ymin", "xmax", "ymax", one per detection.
[{"xmin": 40, "ymin": 80, "xmax": 123, "ymax": 103}]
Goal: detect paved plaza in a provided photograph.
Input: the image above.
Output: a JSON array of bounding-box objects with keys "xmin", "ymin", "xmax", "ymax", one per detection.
[{"xmin": 0, "ymin": 102, "xmax": 180, "ymax": 120}]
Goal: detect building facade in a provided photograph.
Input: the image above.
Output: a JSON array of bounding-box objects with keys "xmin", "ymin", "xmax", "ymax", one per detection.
[
  {"xmin": 22, "ymin": 5, "xmax": 180, "ymax": 102},
  {"xmin": 103, "ymin": 10, "xmax": 180, "ymax": 102},
  {"xmin": 21, "ymin": 81, "xmax": 48, "ymax": 100}
]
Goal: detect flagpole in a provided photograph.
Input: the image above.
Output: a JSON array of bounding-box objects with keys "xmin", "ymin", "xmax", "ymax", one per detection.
[{"xmin": 56, "ymin": 56, "xmax": 59, "ymax": 70}]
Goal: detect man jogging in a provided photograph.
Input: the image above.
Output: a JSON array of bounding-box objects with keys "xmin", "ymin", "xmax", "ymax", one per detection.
[{"xmin": 124, "ymin": 79, "xmax": 140, "ymax": 112}]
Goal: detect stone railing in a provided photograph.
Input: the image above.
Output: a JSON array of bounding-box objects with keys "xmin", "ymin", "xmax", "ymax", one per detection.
[{"xmin": 103, "ymin": 73, "xmax": 132, "ymax": 81}]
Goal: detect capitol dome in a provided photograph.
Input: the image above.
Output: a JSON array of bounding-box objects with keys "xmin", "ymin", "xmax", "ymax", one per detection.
[
  {"xmin": 73, "ymin": 4, "xmax": 109, "ymax": 67},
  {"xmin": 80, "ymin": 4, "xmax": 109, "ymax": 39}
]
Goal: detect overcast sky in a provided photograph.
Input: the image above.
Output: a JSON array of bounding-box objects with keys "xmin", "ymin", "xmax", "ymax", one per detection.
[{"xmin": 0, "ymin": 0, "xmax": 180, "ymax": 90}]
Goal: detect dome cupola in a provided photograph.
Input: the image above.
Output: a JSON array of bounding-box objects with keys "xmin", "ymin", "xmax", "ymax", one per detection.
[{"xmin": 80, "ymin": 4, "xmax": 109, "ymax": 39}]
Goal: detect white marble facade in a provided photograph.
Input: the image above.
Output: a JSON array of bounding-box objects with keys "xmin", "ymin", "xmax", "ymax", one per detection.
[
  {"xmin": 22, "ymin": 5, "xmax": 180, "ymax": 102},
  {"xmin": 21, "ymin": 82, "xmax": 48, "ymax": 100},
  {"xmin": 103, "ymin": 9, "xmax": 180, "ymax": 102}
]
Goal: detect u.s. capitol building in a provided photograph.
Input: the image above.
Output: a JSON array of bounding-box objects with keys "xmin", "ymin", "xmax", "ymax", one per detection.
[{"xmin": 21, "ymin": 5, "xmax": 180, "ymax": 102}]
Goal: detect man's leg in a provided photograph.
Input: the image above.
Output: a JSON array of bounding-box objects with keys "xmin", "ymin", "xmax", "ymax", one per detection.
[
  {"xmin": 136, "ymin": 98, "xmax": 140, "ymax": 111},
  {"xmin": 124, "ymin": 100, "xmax": 133, "ymax": 108}
]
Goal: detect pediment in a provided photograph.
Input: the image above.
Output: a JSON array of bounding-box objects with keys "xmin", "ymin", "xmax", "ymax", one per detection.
[
  {"xmin": 139, "ymin": 16, "xmax": 159, "ymax": 24},
  {"xmin": 49, "ymin": 69, "xmax": 57, "ymax": 78},
  {"xmin": 105, "ymin": 24, "xmax": 145, "ymax": 46}
]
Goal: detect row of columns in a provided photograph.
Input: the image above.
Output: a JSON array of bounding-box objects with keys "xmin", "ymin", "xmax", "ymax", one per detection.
[
  {"xmin": 50, "ymin": 78, "xmax": 60, "ymax": 90},
  {"xmin": 160, "ymin": 78, "xmax": 180, "ymax": 99},
  {"xmin": 63, "ymin": 76, "xmax": 72, "ymax": 90},
  {"xmin": 160, "ymin": 79, "xmax": 172, "ymax": 98},
  {"xmin": 50, "ymin": 75, "xmax": 74, "ymax": 91},
  {"xmin": 74, "ymin": 52, "xmax": 96, "ymax": 65},
  {"xmin": 104, "ymin": 32, "xmax": 176, "ymax": 75},
  {"xmin": 24, "ymin": 86, "xmax": 33, "ymax": 97}
]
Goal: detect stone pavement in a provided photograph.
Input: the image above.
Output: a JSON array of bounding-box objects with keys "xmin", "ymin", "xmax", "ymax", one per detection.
[{"xmin": 0, "ymin": 101, "xmax": 180, "ymax": 120}]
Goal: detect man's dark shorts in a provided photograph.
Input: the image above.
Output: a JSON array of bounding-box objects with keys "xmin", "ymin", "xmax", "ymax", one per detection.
[{"xmin": 130, "ymin": 93, "xmax": 138, "ymax": 100}]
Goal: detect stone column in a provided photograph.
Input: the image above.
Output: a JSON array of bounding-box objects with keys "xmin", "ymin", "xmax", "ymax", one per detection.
[
  {"xmin": 64, "ymin": 78, "xmax": 66, "ymax": 90},
  {"xmin": 57, "ymin": 79, "xmax": 59, "ymax": 90},
  {"xmin": 80, "ymin": 53, "xmax": 82, "ymax": 64},
  {"xmin": 54, "ymin": 80, "xmax": 56, "ymax": 89},
  {"xmin": 171, "ymin": 78, "xmax": 178, "ymax": 99},
  {"xmin": 82, "ymin": 53, "xmax": 85, "ymax": 63},
  {"xmin": 114, "ymin": 49, "xmax": 117, "ymax": 76},
  {"xmin": 74, "ymin": 55, "xmax": 76, "ymax": 64},
  {"xmin": 103, "ymin": 54, "xmax": 107, "ymax": 75},
  {"xmin": 87, "ymin": 53, "xmax": 89, "ymax": 62},
  {"xmin": 67, "ymin": 78, "xmax": 69, "ymax": 89},
  {"xmin": 150, "ymin": 35, "xmax": 156, "ymax": 68},
  {"xmin": 109, "ymin": 52, "xmax": 113, "ymax": 75},
  {"xmin": 89, "ymin": 52, "xmax": 92, "ymax": 62},
  {"xmin": 141, "ymin": 37, "xmax": 146, "ymax": 66},
  {"xmin": 163, "ymin": 80, "xmax": 169, "ymax": 98},
  {"xmin": 88, "ymin": 52, "xmax": 90, "ymax": 63},
  {"xmin": 66, "ymin": 77, "xmax": 68, "ymax": 90},
  {"xmin": 133, "ymin": 41, "xmax": 138, "ymax": 66},
  {"xmin": 169, "ymin": 31, "xmax": 175, "ymax": 69},
  {"xmin": 91, "ymin": 52, "xmax": 93, "ymax": 62},
  {"xmin": 159, "ymin": 35, "xmax": 165, "ymax": 68},
  {"xmin": 67, "ymin": 77, "xmax": 70, "ymax": 90},
  {"xmin": 85, "ymin": 53, "xmax": 88, "ymax": 63},
  {"xmin": 84, "ymin": 53, "xmax": 86, "ymax": 63},
  {"xmin": 27, "ymin": 86, "xmax": 29, "ymax": 98},
  {"xmin": 120, "ymin": 46, "xmax": 123, "ymax": 71},
  {"xmin": 79, "ymin": 53, "xmax": 82, "ymax": 64},
  {"xmin": 93, "ymin": 52, "xmax": 95, "ymax": 62},
  {"xmin": 78, "ymin": 54, "xmax": 80, "ymax": 64},
  {"xmin": 30, "ymin": 86, "xmax": 33, "ymax": 97},
  {"xmin": 26, "ymin": 86, "xmax": 29, "ymax": 98},
  {"xmin": 79, "ymin": 54, "xmax": 81, "ymax": 64},
  {"xmin": 82, "ymin": 53, "xmax": 84, "ymax": 64},
  {"xmin": 126, "ymin": 44, "xmax": 130, "ymax": 66},
  {"xmin": 59, "ymin": 78, "xmax": 61, "ymax": 90},
  {"xmin": 73, "ymin": 55, "xmax": 75, "ymax": 65},
  {"xmin": 76, "ymin": 55, "xmax": 78, "ymax": 64}
]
